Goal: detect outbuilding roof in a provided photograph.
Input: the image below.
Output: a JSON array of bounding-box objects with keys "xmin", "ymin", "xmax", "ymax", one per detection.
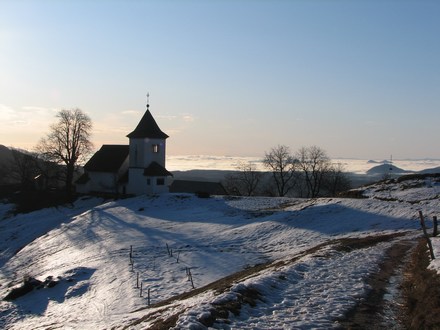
[
  {"xmin": 126, "ymin": 109, "xmax": 169, "ymax": 139},
  {"xmin": 84, "ymin": 145, "xmax": 129, "ymax": 172},
  {"xmin": 169, "ymin": 180, "xmax": 227, "ymax": 195}
]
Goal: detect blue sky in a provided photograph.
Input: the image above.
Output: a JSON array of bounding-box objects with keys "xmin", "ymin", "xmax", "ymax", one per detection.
[{"xmin": 1, "ymin": 0, "xmax": 439, "ymax": 159}]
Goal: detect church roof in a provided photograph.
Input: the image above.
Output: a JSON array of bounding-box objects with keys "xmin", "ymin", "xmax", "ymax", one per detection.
[
  {"xmin": 127, "ymin": 109, "xmax": 169, "ymax": 139},
  {"xmin": 84, "ymin": 145, "xmax": 129, "ymax": 172},
  {"xmin": 143, "ymin": 161, "xmax": 173, "ymax": 177}
]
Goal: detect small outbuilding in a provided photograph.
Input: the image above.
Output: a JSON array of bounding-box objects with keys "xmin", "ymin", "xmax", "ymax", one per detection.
[{"xmin": 170, "ymin": 180, "xmax": 227, "ymax": 196}]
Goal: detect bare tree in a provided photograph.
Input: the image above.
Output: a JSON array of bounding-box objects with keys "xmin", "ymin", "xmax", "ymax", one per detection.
[
  {"xmin": 36, "ymin": 108, "xmax": 93, "ymax": 196},
  {"xmin": 224, "ymin": 161, "xmax": 262, "ymax": 196},
  {"xmin": 9, "ymin": 149, "xmax": 39, "ymax": 189},
  {"xmin": 263, "ymin": 145, "xmax": 298, "ymax": 197},
  {"xmin": 323, "ymin": 162, "xmax": 351, "ymax": 196},
  {"xmin": 296, "ymin": 146, "xmax": 331, "ymax": 198}
]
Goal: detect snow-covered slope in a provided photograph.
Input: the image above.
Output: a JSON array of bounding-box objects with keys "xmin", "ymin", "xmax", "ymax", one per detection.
[{"xmin": 1, "ymin": 178, "xmax": 439, "ymax": 329}]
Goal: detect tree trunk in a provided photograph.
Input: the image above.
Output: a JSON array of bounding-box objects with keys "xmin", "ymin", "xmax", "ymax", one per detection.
[{"xmin": 65, "ymin": 163, "xmax": 75, "ymax": 198}]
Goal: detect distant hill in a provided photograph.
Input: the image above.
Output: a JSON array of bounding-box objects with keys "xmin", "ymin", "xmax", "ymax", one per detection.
[
  {"xmin": 0, "ymin": 144, "xmax": 13, "ymax": 166},
  {"xmin": 418, "ymin": 166, "xmax": 440, "ymax": 174},
  {"xmin": 366, "ymin": 164, "xmax": 411, "ymax": 175},
  {"xmin": 367, "ymin": 159, "xmax": 392, "ymax": 164}
]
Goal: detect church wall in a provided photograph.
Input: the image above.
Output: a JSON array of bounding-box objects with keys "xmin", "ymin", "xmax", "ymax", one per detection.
[
  {"xmin": 127, "ymin": 168, "xmax": 170, "ymax": 195},
  {"xmin": 86, "ymin": 172, "xmax": 119, "ymax": 194},
  {"xmin": 118, "ymin": 156, "xmax": 129, "ymax": 175},
  {"xmin": 76, "ymin": 181, "xmax": 89, "ymax": 194}
]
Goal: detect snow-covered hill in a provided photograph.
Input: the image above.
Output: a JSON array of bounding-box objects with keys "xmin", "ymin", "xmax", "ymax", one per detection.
[{"xmin": 1, "ymin": 177, "xmax": 439, "ymax": 329}]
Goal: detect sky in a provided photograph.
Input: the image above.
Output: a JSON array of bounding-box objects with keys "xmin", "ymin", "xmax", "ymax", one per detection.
[{"xmin": 0, "ymin": 0, "xmax": 439, "ymax": 160}]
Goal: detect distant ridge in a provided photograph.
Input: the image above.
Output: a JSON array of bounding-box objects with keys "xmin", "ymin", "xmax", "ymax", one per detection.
[
  {"xmin": 0, "ymin": 145, "xmax": 13, "ymax": 165},
  {"xmin": 418, "ymin": 166, "xmax": 440, "ymax": 174},
  {"xmin": 367, "ymin": 159, "xmax": 392, "ymax": 164},
  {"xmin": 366, "ymin": 164, "xmax": 411, "ymax": 175}
]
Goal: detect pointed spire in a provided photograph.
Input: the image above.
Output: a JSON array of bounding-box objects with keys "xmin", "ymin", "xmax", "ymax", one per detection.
[{"xmin": 126, "ymin": 95, "xmax": 168, "ymax": 139}]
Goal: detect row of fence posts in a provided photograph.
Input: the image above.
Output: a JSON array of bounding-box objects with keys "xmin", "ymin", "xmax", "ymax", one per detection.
[
  {"xmin": 129, "ymin": 245, "xmax": 149, "ymax": 302},
  {"xmin": 136, "ymin": 274, "xmax": 151, "ymax": 305},
  {"xmin": 128, "ymin": 243, "xmax": 195, "ymax": 307},
  {"xmin": 418, "ymin": 211, "xmax": 438, "ymax": 260}
]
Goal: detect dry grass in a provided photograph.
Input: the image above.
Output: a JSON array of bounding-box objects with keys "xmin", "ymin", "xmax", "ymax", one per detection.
[{"xmin": 401, "ymin": 238, "xmax": 440, "ymax": 329}]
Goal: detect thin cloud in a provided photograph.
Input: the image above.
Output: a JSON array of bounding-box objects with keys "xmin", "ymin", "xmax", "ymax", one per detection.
[
  {"xmin": 157, "ymin": 115, "xmax": 178, "ymax": 120},
  {"xmin": 0, "ymin": 104, "xmax": 17, "ymax": 121},
  {"xmin": 166, "ymin": 128, "xmax": 183, "ymax": 135},
  {"xmin": 182, "ymin": 114, "xmax": 195, "ymax": 122},
  {"xmin": 12, "ymin": 120, "xmax": 29, "ymax": 126},
  {"xmin": 121, "ymin": 110, "xmax": 142, "ymax": 116},
  {"xmin": 0, "ymin": 104, "xmax": 56, "ymax": 126},
  {"xmin": 157, "ymin": 113, "xmax": 195, "ymax": 122},
  {"xmin": 22, "ymin": 106, "xmax": 58, "ymax": 113}
]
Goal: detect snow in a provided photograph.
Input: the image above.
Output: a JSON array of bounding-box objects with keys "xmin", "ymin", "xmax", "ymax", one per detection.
[{"xmin": 0, "ymin": 177, "xmax": 439, "ymax": 329}]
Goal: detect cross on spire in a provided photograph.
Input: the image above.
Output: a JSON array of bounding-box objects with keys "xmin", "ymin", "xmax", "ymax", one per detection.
[{"xmin": 146, "ymin": 92, "xmax": 150, "ymax": 109}]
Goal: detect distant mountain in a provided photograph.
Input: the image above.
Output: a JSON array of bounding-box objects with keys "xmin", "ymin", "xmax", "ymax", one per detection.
[
  {"xmin": 418, "ymin": 166, "xmax": 440, "ymax": 174},
  {"xmin": 367, "ymin": 159, "xmax": 392, "ymax": 165},
  {"xmin": 0, "ymin": 145, "xmax": 13, "ymax": 166},
  {"xmin": 366, "ymin": 164, "xmax": 411, "ymax": 175}
]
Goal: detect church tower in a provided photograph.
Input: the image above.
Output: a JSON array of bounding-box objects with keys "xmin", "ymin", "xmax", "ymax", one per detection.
[{"xmin": 126, "ymin": 98, "xmax": 172, "ymax": 194}]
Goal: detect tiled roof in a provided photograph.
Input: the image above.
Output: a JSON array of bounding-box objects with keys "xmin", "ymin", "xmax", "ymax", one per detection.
[
  {"xmin": 127, "ymin": 109, "xmax": 169, "ymax": 139},
  {"xmin": 143, "ymin": 161, "xmax": 173, "ymax": 177},
  {"xmin": 84, "ymin": 145, "xmax": 129, "ymax": 172}
]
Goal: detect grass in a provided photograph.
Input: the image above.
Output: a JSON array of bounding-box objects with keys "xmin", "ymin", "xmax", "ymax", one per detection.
[{"xmin": 401, "ymin": 238, "xmax": 440, "ymax": 329}]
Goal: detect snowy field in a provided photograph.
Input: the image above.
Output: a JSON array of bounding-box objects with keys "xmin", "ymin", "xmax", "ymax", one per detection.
[{"xmin": 0, "ymin": 177, "xmax": 439, "ymax": 329}]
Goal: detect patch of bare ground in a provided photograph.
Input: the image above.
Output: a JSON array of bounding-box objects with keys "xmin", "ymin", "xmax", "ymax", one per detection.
[
  {"xmin": 336, "ymin": 238, "xmax": 415, "ymax": 329},
  {"xmin": 400, "ymin": 238, "xmax": 440, "ymax": 329},
  {"xmin": 124, "ymin": 232, "xmax": 408, "ymax": 329}
]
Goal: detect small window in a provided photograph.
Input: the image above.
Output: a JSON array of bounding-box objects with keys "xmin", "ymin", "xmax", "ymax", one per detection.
[
  {"xmin": 147, "ymin": 178, "xmax": 151, "ymax": 185},
  {"xmin": 157, "ymin": 178, "xmax": 165, "ymax": 185},
  {"xmin": 152, "ymin": 144, "xmax": 159, "ymax": 153}
]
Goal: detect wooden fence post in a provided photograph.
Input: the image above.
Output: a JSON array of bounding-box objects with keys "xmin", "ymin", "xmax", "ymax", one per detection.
[
  {"xmin": 148, "ymin": 288, "xmax": 151, "ymax": 306},
  {"xmin": 433, "ymin": 216, "xmax": 438, "ymax": 237},
  {"xmin": 187, "ymin": 268, "xmax": 195, "ymax": 289},
  {"xmin": 419, "ymin": 211, "xmax": 435, "ymax": 260}
]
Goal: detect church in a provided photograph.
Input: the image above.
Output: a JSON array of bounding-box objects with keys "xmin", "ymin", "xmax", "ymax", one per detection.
[{"xmin": 75, "ymin": 102, "xmax": 172, "ymax": 195}]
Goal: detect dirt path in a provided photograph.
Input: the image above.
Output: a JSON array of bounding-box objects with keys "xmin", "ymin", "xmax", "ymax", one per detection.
[{"xmin": 336, "ymin": 239, "xmax": 415, "ymax": 329}]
